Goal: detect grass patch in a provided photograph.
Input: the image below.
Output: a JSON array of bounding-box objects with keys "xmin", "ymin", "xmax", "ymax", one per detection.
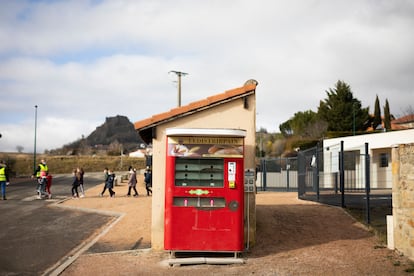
[{"xmin": 0, "ymin": 153, "xmax": 146, "ymax": 176}]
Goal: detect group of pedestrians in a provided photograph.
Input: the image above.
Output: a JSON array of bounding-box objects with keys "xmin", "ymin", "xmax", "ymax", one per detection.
[
  {"xmin": 99, "ymin": 165, "xmax": 152, "ymax": 198},
  {"xmin": 1, "ymin": 159, "xmax": 51, "ymax": 200},
  {"xmin": 1, "ymin": 158, "xmax": 153, "ymax": 201}
]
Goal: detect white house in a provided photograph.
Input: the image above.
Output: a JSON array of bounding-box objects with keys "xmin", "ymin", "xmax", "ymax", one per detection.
[
  {"xmin": 322, "ymin": 129, "xmax": 414, "ymax": 189},
  {"xmin": 128, "ymin": 149, "xmax": 146, "ymax": 158}
]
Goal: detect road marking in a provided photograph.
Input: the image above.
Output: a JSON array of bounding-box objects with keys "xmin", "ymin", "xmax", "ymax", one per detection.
[
  {"xmin": 22, "ymin": 195, "xmax": 41, "ymax": 201},
  {"xmin": 22, "ymin": 195, "xmax": 67, "ymax": 202}
]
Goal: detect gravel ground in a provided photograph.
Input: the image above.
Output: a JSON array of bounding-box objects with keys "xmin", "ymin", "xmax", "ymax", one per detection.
[{"xmin": 58, "ymin": 179, "xmax": 413, "ymax": 276}]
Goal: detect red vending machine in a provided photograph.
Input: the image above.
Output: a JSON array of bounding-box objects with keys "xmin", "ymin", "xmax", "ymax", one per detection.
[{"xmin": 164, "ymin": 128, "xmax": 246, "ymax": 253}]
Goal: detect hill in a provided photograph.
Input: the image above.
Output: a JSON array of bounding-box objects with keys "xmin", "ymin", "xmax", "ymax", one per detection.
[
  {"xmin": 87, "ymin": 115, "xmax": 144, "ymax": 150},
  {"xmin": 49, "ymin": 115, "xmax": 145, "ymax": 155}
]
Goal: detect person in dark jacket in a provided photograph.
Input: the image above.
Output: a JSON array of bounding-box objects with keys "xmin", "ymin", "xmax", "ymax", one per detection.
[
  {"xmin": 71, "ymin": 169, "xmax": 80, "ymax": 198},
  {"xmin": 77, "ymin": 167, "xmax": 85, "ymax": 197},
  {"xmin": 144, "ymin": 166, "xmax": 152, "ymax": 196},
  {"xmin": 101, "ymin": 169, "xmax": 116, "ymax": 198}
]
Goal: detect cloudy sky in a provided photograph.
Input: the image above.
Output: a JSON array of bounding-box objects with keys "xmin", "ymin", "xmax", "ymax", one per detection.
[{"xmin": 0, "ymin": 0, "xmax": 413, "ymax": 153}]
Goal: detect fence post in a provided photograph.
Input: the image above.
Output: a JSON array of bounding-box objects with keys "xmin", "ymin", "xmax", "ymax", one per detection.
[
  {"xmin": 340, "ymin": 140, "xmax": 345, "ymax": 208},
  {"xmin": 297, "ymin": 151, "xmax": 306, "ymax": 197},
  {"xmin": 316, "ymin": 143, "xmax": 320, "ymax": 201},
  {"xmin": 365, "ymin": 142, "xmax": 371, "ymax": 224},
  {"xmin": 262, "ymin": 159, "xmax": 267, "ymax": 191},
  {"xmin": 286, "ymin": 158, "xmax": 290, "ymax": 192}
]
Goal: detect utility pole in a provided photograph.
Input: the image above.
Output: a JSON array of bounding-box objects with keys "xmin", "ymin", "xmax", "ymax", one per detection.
[
  {"xmin": 33, "ymin": 105, "xmax": 38, "ymax": 174},
  {"xmin": 169, "ymin": 71, "xmax": 188, "ymax": 107}
]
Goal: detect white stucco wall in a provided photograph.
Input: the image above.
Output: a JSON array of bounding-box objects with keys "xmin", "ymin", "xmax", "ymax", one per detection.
[{"xmin": 322, "ymin": 129, "xmax": 414, "ymax": 189}]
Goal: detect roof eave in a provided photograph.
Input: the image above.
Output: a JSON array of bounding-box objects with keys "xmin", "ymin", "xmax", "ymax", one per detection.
[{"xmin": 135, "ymin": 82, "xmax": 257, "ymax": 143}]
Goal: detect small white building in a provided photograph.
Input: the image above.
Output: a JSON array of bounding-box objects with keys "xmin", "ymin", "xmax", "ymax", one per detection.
[
  {"xmin": 322, "ymin": 129, "xmax": 414, "ymax": 189},
  {"xmin": 128, "ymin": 149, "xmax": 146, "ymax": 158}
]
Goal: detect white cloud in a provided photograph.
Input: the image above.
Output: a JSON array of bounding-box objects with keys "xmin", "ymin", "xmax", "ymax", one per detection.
[
  {"xmin": 0, "ymin": 116, "xmax": 98, "ymax": 153},
  {"xmin": 1, "ymin": 0, "xmax": 413, "ymax": 152}
]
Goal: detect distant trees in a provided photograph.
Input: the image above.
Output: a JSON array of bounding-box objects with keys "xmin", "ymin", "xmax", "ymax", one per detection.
[
  {"xmin": 269, "ymin": 80, "xmax": 399, "ymax": 157},
  {"xmin": 368, "ymin": 96, "xmax": 393, "ymax": 131},
  {"xmin": 398, "ymin": 105, "xmax": 414, "ymax": 118},
  {"xmin": 279, "ymin": 110, "xmax": 327, "ymax": 138},
  {"xmin": 317, "ymin": 80, "xmax": 370, "ymax": 132},
  {"xmin": 256, "ymin": 130, "xmax": 285, "ymax": 157},
  {"xmin": 280, "ymin": 80, "xmax": 371, "ymax": 137},
  {"xmin": 16, "ymin": 145, "xmax": 24, "ymax": 153},
  {"xmin": 373, "ymin": 95, "xmax": 382, "ymax": 130},
  {"xmin": 107, "ymin": 140, "xmax": 123, "ymax": 156},
  {"xmin": 383, "ymin": 99, "xmax": 391, "ymax": 131}
]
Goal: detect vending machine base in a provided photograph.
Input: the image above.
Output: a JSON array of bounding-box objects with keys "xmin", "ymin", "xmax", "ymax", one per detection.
[{"xmin": 166, "ymin": 251, "xmax": 245, "ymax": 267}]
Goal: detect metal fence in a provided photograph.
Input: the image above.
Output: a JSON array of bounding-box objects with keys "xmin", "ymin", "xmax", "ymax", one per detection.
[
  {"xmin": 256, "ymin": 157, "xmax": 298, "ymax": 191},
  {"xmin": 256, "ymin": 142, "xmax": 392, "ymax": 224}
]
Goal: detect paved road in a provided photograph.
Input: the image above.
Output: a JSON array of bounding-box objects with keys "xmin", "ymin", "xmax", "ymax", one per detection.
[{"xmin": 0, "ymin": 174, "xmax": 113, "ymax": 276}]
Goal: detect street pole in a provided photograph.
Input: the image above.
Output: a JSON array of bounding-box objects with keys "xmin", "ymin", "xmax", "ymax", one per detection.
[
  {"xmin": 169, "ymin": 71, "xmax": 188, "ymax": 107},
  {"xmin": 353, "ymin": 102, "xmax": 357, "ymax": 136},
  {"xmin": 33, "ymin": 105, "xmax": 38, "ymax": 174}
]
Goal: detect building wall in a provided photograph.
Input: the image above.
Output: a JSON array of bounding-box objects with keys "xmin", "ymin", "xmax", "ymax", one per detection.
[
  {"xmin": 371, "ymin": 148, "xmax": 392, "ymax": 189},
  {"xmin": 150, "ymin": 94, "xmax": 256, "ymax": 250},
  {"xmin": 322, "ymin": 129, "xmax": 414, "ymax": 189},
  {"xmin": 392, "ymin": 143, "xmax": 414, "ymax": 260}
]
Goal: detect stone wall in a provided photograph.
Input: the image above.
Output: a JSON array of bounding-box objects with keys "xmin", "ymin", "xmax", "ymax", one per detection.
[{"xmin": 392, "ymin": 143, "xmax": 414, "ymax": 260}]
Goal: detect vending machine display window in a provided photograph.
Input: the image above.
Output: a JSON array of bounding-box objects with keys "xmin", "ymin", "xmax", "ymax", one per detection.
[{"xmin": 175, "ymin": 158, "xmax": 224, "ymax": 188}]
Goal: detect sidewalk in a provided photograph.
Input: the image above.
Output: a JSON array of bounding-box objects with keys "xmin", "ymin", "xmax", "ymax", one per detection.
[
  {"xmin": 57, "ymin": 188, "xmax": 412, "ymax": 276},
  {"xmin": 60, "ymin": 177, "xmax": 152, "ymax": 253}
]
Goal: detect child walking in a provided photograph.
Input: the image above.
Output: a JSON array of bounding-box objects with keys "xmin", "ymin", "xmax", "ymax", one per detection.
[
  {"xmin": 144, "ymin": 166, "xmax": 152, "ymax": 196},
  {"xmin": 102, "ymin": 169, "xmax": 116, "ymax": 198},
  {"xmin": 126, "ymin": 166, "xmax": 139, "ymax": 197},
  {"xmin": 100, "ymin": 168, "xmax": 109, "ymax": 196},
  {"xmin": 77, "ymin": 167, "xmax": 85, "ymax": 197},
  {"xmin": 71, "ymin": 169, "xmax": 80, "ymax": 198}
]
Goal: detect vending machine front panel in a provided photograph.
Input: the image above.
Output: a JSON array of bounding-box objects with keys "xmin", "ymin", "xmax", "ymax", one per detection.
[{"xmin": 164, "ymin": 130, "xmax": 245, "ymax": 252}]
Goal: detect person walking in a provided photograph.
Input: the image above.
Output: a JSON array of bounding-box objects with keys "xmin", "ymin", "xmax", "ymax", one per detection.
[
  {"xmin": 45, "ymin": 174, "xmax": 53, "ymax": 199},
  {"xmin": 0, "ymin": 160, "xmax": 10, "ymax": 200},
  {"xmin": 100, "ymin": 168, "xmax": 109, "ymax": 196},
  {"xmin": 71, "ymin": 169, "xmax": 80, "ymax": 198},
  {"xmin": 126, "ymin": 166, "xmax": 138, "ymax": 197},
  {"xmin": 144, "ymin": 166, "xmax": 152, "ymax": 196},
  {"xmin": 33, "ymin": 159, "xmax": 49, "ymax": 199},
  {"xmin": 77, "ymin": 167, "xmax": 85, "ymax": 197},
  {"xmin": 101, "ymin": 169, "xmax": 115, "ymax": 198}
]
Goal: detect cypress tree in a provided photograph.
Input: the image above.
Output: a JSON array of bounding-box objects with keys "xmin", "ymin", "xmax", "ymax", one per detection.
[
  {"xmin": 384, "ymin": 99, "xmax": 391, "ymax": 131},
  {"xmin": 373, "ymin": 95, "xmax": 382, "ymax": 130}
]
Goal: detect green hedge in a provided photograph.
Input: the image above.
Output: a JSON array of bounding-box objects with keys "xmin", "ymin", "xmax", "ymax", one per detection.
[{"xmin": 0, "ymin": 153, "xmax": 146, "ymax": 177}]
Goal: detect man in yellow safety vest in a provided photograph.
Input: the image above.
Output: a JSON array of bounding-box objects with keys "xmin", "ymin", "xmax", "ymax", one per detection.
[
  {"xmin": 33, "ymin": 159, "xmax": 49, "ymax": 199},
  {"xmin": 0, "ymin": 160, "xmax": 10, "ymax": 200}
]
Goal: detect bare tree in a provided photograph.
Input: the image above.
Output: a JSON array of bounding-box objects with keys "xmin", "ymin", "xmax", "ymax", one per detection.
[
  {"xmin": 16, "ymin": 145, "xmax": 24, "ymax": 153},
  {"xmin": 398, "ymin": 105, "xmax": 414, "ymax": 117}
]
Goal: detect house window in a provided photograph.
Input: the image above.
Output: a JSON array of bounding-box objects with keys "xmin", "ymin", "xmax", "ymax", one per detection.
[
  {"xmin": 343, "ymin": 151, "xmax": 357, "ymax": 170},
  {"xmin": 380, "ymin": 153, "xmax": 389, "ymax": 167}
]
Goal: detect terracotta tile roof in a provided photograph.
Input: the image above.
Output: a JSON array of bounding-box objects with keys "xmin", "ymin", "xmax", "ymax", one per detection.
[
  {"xmin": 134, "ymin": 82, "xmax": 257, "ymax": 131},
  {"xmin": 366, "ymin": 114, "xmax": 414, "ymax": 131},
  {"xmin": 392, "ymin": 114, "xmax": 414, "ymax": 125}
]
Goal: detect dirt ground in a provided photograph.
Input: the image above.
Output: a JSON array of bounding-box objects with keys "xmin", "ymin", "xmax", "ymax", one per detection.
[{"xmin": 58, "ymin": 177, "xmax": 413, "ymax": 276}]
